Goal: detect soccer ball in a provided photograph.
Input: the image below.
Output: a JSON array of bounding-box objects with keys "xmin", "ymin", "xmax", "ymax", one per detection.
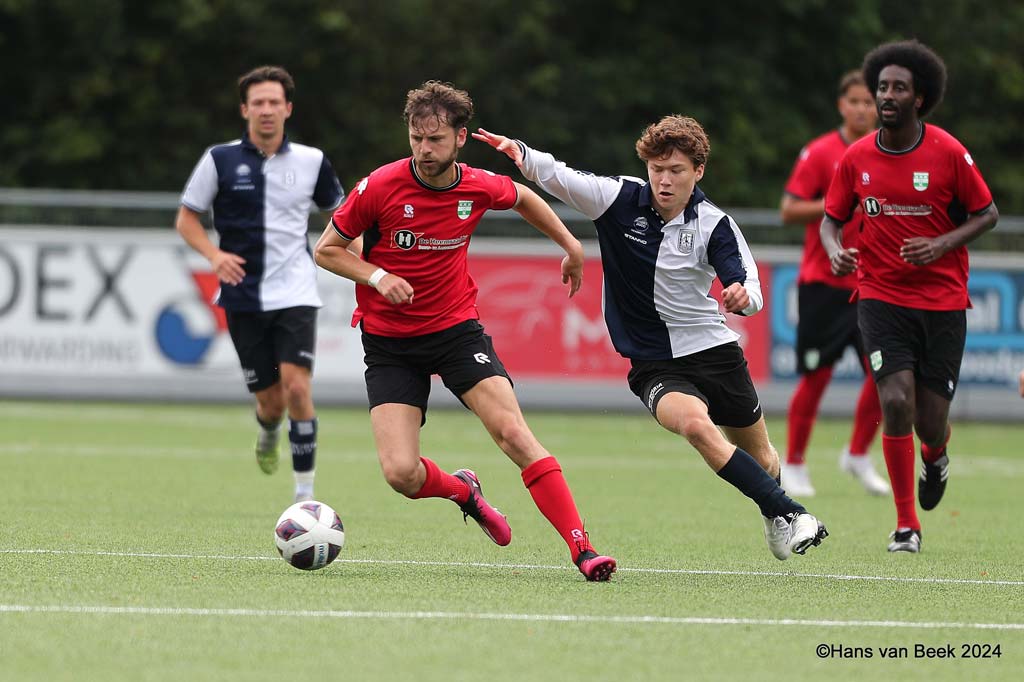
[{"xmin": 274, "ymin": 500, "xmax": 345, "ymax": 571}]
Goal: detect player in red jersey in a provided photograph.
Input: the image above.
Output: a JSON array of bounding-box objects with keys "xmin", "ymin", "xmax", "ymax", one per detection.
[
  {"xmin": 314, "ymin": 81, "xmax": 615, "ymax": 581},
  {"xmin": 821, "ymin": 41, "xmax": 999, "ymax": 552},
  {"xmin": 779, "ymin": 71, "xmax": 888, "ymax": 498}
]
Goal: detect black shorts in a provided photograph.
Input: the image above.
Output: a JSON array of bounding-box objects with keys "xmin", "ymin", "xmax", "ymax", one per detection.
[
  {"xmin": 858, "ymin": 299, "xmax": 965, "ymax": 400},
  {"xmin": 795, "ymin": 283, "xmax": 863, "ymax": 373},
  {"xmin": 627, "ymin": 342, "xmax": 763, "ymax": 428},
  {"xmin": 361, "ymin": 319, "xmax": 512, "ymax": 420},
  {"xmin": 225, "ymin": 306, "xmax": 317, "ymax": 393}
]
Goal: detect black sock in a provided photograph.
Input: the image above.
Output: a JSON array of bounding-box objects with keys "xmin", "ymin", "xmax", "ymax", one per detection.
[
  {"xmin": 289, "ymin": 418, "xmax": 317, "ymax": 472},
  {"xmin": 256, "ymin": 413, "xmax": 281, "ymax": 431},
  {"xmin": 716, "ymin": 447, "xmax": 805, "ymax": 518}
]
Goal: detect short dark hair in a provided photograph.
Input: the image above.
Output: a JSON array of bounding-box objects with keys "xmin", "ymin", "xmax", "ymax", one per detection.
[
  {"xmin": 838, "ymin": 70, "xmax": 867, "ymax": 97},
  {"xmin": 862, "ymin": 40, "xmax": 947, "ymax": 118},
  {"xmin": 635, "ymin": 115, "xmax": 710, "ymax": 168},
  {"xmin": 238, "ymin": 66, "xmax": 295, "ymax": 104},
  {"xmin": 403, "ymin": 81, "xmax": 474, "ymax": 130}
]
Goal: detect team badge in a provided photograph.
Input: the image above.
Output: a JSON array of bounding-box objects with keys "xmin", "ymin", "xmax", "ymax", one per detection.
[
  {"xmin": 863, "ymin": 197, "xmax": 881, "ymax": 217},
  {"xmin": 678, "ymin": 228, "xmax": 695, "ymax": 255},
  {"xmin": 913, "ymin": 172, "xmax": 929, "ymax": 191},
  {"xmin": 870, "ymin": 350, "xmax": 883, "ymax": 371},
  {"xmin": 284, "ymin": 170, "xmax": 296, "ymax": 186},
  {"xmin": 457, "ymin": 200, "xmax": 473, "ymax": 220}
]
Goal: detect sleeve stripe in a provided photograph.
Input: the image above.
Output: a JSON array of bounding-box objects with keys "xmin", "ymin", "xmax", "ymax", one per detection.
[{"xmin": 331, "ymin": 217, "xmax": 357, "ymax": 241}]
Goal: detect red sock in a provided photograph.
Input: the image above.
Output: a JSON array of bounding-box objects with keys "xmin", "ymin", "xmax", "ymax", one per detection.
[
  {"xmin": 882, "ymin": 434, "xmax": 919, "ymax": 530},
  {"xmin": 787, "ymin": 368, "xmax": 832, "ymax": 464},
  {"xmin": 848, "ymin": 374, "xmax": 881, "ymax": 455},
  {"xmin": 521, "ymin": 457, "xmax": 592, "ymax": 562},
  {"xmin": 921, "ymin": 425, "xmax": 952, "ymax": 463},
  {"xmin": 410, "ymin": 457, "xmax": 470, "ymax": 504}
]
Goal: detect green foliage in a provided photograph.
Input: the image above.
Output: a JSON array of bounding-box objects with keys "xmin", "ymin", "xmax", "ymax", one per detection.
[{"xmin": 1, "ymin": 0, "xmax": 1022, "ymax": 211}]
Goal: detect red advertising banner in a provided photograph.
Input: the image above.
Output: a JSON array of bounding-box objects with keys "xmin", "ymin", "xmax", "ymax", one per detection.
[{"xmin": 469, "ymin": 253, "xmax": 771, "ymax": 382}]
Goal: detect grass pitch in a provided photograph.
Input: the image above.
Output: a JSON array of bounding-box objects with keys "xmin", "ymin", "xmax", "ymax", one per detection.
[{"xmin": 1, "ymin": 400, "xmax": 1022, "ymax": 681}]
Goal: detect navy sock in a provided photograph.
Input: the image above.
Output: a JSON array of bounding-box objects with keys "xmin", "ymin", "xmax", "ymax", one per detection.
[
  {"xmin": 716, "ymin": 447, "xmax": 805, "ymax": 518},
  {"xmin": 289, "ymin": 418, "xmax": 317, "ymax": 472},
  {"xmin": 256, "ymin": 413, "xmax": 281, "ymax": 431}
]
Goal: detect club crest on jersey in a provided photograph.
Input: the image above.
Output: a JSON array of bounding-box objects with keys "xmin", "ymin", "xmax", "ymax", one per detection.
[
  {"xmin": 393, "ymin": 229, "xmax": 418, "ymax": 250},
  {"xmin": 631, "ymin": 216, "xmax": 649, "ymax": 234},
  {"xmin": 863, "ymin": 197, "xmax": 882, "ymax": 217},
  {"xmin": 457, "ymin": 200, "xmax": 473, "ymax": 220},
  {"xmin": 284, "ymin": 170, "xmax": 296, "ymax": 186},
  {"xmin": 913, "ymin": 172, "xmax": 929, "ymax": 191},
  {"xmin": 678, "ymin": 228, "xmax": 695, "ymax": 255}
]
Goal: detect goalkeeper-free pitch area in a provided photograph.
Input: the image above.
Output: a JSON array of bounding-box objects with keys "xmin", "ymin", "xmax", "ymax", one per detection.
[{"xmin": 1, "ymin": 400, "xmax": 1021, "ymax": 681}]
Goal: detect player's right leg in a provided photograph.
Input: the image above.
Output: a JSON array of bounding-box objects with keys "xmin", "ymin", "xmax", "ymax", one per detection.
[
  {"xmin": 225, "ymin": 309, "xmax": 284, "ymax": 475},
  {"xmin": 363, "ymin": 327, "xmax": 511, "ymax": 546}
]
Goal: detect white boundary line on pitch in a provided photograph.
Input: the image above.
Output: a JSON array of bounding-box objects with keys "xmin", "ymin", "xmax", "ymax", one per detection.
[
  {"xmin": 0, "ymin": 604, "xmax": 1021, "ymax": 630},
  {"xmin": 3, "ymin": 548, "xmax": 1023, "ymax": 587}
]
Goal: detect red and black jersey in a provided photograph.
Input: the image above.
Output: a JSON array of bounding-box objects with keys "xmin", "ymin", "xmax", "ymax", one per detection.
[
  {"xmin": 784, "ymin": 129, "xmax": 861, "ymax": 289},
  {"xmin": 824, "ymin": 124, "xmax": 993, "ymax": 310},
  {"xmin": 331, "ymin": 158, "xmax": 519, "ymax": 336}
]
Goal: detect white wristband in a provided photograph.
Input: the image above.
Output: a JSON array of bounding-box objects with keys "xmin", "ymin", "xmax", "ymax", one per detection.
[{"xmin": 367, "ymin": 268, "xmax": 388, "ymax": 290}]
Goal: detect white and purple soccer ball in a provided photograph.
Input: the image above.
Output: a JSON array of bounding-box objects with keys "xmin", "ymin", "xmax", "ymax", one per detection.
[{"xmin": 274, "ymin": 501, "xmax": 345, "ymax": 571}]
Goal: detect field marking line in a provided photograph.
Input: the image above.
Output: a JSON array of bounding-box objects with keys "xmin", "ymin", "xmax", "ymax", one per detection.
[
  {"xmin": 3, "ymin": 548, "xmax": 1023, "ymax": 587},
  {"xmin": 0, "ymin": 604, "xmax": 1021, "ymax": 630}
]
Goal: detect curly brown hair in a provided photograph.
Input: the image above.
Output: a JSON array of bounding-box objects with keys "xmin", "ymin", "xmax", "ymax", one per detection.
[
  {"xmin": 635, "ymin": 115, "xmax": 710, "ymax": 168},
  {"xmin": 403, "ymin": 80, "xmax": 474, "ymax": 130}
]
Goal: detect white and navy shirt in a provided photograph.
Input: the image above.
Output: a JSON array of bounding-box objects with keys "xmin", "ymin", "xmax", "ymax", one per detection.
[
  {"xmin": 181, "ymin": 133, "xmax": 344, "ymax": 312},
  {"xmin": 517, "ymin": 142, "xmax": 763, "ymax": 361}
]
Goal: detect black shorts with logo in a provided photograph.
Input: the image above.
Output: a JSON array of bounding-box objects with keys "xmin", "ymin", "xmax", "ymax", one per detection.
[
  {"xmin": 627, "ymin": 342, "xmax": 763, "ymax": 428},
  {"xmin": 361, "ymin": 319, "xmax": 512, "ymax": 420},
  {"xmin": 225, "ymin": 306, "xmax": 318, "ymax": 393},
  {"xmin": 858, "ymin": 299, "xmax": 966, "ymax": 400},
  {"xmin": 795, "ymin": 282, "xmax": 862, "ymax": 373}
]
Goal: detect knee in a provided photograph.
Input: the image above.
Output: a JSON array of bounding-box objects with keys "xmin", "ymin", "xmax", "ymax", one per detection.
[
  {"xmin": 673, "ymin": 415, "xmax": 717, "ymax": 448},
  {"xmin": 380, "ymin": 459, "xmax": 421, "ymax": 496},
  {"xmin": 880, "ymin": 387, "xmax": 913, "ymax": 429},
  {"xmin": 282, "ymin": 377, "xmax": 312, "ymax": 408}
]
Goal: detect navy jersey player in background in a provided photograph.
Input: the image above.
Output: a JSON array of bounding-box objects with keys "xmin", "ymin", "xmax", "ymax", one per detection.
[
  {"xmin": 314, "ymin": 81, "xmax": 616, "ymax": 581},
  {"xmin": 176, "ymin": 66, "xmax": 344, "ymax": 502},
  {"xmin": 475, "ymin": 116, "xmax": 829, "ymax": 560}
]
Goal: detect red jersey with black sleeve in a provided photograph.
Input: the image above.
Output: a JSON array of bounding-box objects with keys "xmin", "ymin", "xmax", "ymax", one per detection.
[
  {"xmin": 331, "ymin": 158, "xmax": 519, "ymax": 336},
  {"xmin": 784, "ymin": 129, "xmax": 861, "ymax": 289},
  {"xmin": 824, "ymin": 124, "xmax": 993, "ymax": 310}
]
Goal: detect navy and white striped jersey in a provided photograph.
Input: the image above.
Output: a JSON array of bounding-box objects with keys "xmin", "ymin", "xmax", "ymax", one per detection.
[
  {"xmin": 516, "ymin": 142, "xmax": 763, "ymax": 361},
  {"xmin": 181, "ymin": 133, "xmax": 344, "ymax": 312}
]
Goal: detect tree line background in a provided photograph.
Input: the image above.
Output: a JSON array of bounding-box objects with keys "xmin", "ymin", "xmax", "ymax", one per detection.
[{"xmin": 4, "ymin": 0, "xmax": 1023, "ymax": 214}]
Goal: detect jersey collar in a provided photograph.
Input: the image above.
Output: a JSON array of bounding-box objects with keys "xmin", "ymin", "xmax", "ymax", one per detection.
[
  {"xmin": 241, "ymin": 131, "xmax": 291, "ymax": 155},
  {"xmin": 408, "ymin": 158, "xmax": 462, "ymax": 191}
]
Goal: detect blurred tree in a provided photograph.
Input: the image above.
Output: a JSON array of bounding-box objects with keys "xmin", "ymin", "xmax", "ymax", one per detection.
[{"xmin": 1, "ymin": 0, "xmax": 1021, "ymax": 212}]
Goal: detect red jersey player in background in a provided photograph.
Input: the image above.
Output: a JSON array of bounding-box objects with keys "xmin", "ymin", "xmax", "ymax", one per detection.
[
  {"xmin": 314, "ymin": 81, "xmax": 616, "ymax": 581},
  {"xmin": 779, "ymin": 71, "xmax": 889, "ymax": 498},
  {"xmin": 821, "ymin": 41, "xmax": 999, "ymax": 553}
]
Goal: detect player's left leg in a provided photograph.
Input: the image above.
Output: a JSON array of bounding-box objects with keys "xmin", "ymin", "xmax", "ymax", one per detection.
[
  {"xmin": 462, "ymin": 376, "xmax": 616, "ymax": 581},
  {"xmin": 280, "ymin": 362, "xmax": 316, "ymax": 502}
]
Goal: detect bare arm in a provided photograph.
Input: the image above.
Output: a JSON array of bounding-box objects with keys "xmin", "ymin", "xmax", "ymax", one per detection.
[
  {"xmin": 779, "ymin": 194, "xmax": 825, "ymax": 225},
  {"xmin": 512, "ymin": 182, "xmax": 585, "ymax": 297},
  {"xmin": 175, "ymin": 206, "xmax": 246, "ymax": 285},
  {"xmin": 819, "ymin": 214, "xmax": 859, "ymax": 276},
  {"xmin": 313, "ymin": 223, "xmax": 414, "ymax": 305},
  {"xmin": 900, "ymin": 203, "xmax": 999, "ymax": 265}
]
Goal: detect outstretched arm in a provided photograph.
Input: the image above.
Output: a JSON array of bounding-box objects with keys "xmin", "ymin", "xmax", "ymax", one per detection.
[
  {"xmin": 512, "ymin": 182, "xmax": 585, "ymax": 297},
  {"xmin": 473, "ymin": 128, "xmax": 620, "ymax": 220}
]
